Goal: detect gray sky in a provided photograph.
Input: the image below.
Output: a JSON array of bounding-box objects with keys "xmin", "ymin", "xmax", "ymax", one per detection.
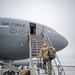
[{"xmin": 0, "ymin": 0, "xmax": 75, "ymax": 66}]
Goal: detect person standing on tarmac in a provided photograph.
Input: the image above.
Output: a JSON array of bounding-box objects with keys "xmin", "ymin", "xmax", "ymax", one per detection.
[
  {"xmin": 39, "ymin": 43, "xmax": 56, "ymax": 75},
  {"xmin": 19, "ymin": 66, "xmax": 28, "ymax": 75}
]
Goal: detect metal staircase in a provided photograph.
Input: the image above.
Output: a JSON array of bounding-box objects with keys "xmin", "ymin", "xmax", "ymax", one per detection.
[
  {"xmin": 29, "ymin": 34, "xmax": 44, "ymax": 75},
  {"xmin": 31, "ymin": 35, "xmax": 44, "ymax": 58},
  {"xmin": 29, "ymin": 27, "xmax": 66, "ymax": 75}
]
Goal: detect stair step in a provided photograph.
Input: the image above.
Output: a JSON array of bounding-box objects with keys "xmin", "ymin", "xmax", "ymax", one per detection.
[
  {"xmin": 32, "ymin": 51, "xmax": 40, "ymax": 53},
  {"xmin": 31, "ymin": 45, "xmax": 42, "ymax": 47},
  {"xmin": 31, "ymin": 40, "xmax": 44, "ymax": 42},
  {"xmin": 32, "ymin": 54, "xmax": 39, "ymax": 57},
  {"xmin": 31, "ymin": 48, "xmax": 41, "ymax": 50},
  {"xmin": 31, "ymin": 42, "xmax": 43, "ymax": 44},
  {"xmin": 32, "ymin": 52, "xmax": 39, "ymax": 54}
]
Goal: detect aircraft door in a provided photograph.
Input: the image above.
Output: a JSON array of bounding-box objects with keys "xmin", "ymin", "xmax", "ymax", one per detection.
[{"xmin": 29, "ymin": 23, "xmax": 36, "ymax": 35}]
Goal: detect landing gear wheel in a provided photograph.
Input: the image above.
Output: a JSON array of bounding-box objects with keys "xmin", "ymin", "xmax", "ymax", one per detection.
[
  {"xmin": 3, "ymin": 71, "xmax": 11, "ymax": 75},
  {"xmin": 11, "ymin": 71, "xmax": 15, "ymax": 75}
]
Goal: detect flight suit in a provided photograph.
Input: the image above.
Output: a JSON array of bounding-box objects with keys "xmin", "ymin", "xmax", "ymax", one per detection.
[{"xmin": 39, "ymin": 43, "xmax": 56, "ymax": 75}]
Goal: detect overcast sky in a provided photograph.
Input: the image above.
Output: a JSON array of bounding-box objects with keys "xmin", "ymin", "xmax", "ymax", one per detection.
[{"xmin": 0, "ymin": 0, "xmax": 75, "ymax": 66}]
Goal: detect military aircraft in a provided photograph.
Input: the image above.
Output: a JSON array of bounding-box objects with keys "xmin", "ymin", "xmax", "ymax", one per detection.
[
  {"xmin": 0, "ymin": 17, "xmax": 68, "ymax": 60},
  {"xmin": 0, "ymin": 17, "xmax": 68, "ymax": 75}
]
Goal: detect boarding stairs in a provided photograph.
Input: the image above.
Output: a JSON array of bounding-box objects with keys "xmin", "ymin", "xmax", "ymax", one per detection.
[
  {"xmin": 29, "ymin": 28, "xmax": 66, "ymax": 75},
  {"xmin": 29, "ymin": 34, "xmax": 44, "ymax": 75},
  {"xmin": 29, "ymin": 34, "xmax": 56, "ymax": 75}
]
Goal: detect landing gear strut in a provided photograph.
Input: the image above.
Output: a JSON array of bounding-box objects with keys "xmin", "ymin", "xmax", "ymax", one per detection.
[{"xmin": 1, "ymin": 60, "xmax": 18, "ymax": 75}]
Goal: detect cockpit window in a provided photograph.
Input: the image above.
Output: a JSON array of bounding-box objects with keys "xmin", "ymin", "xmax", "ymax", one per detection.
[{"xmin": 47, "ymin": 27, "xmax": 57, "ymax": 33}]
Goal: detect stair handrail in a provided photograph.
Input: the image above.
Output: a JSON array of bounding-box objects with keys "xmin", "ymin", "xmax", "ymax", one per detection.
[
  {"xmin": 52, "ymin": 66, "xmax": 56, "ymax": 75},
  {"xmin": 42, "ymin": 35, "xmax": 56, "ymax": 75},
  {"xmin": 28, "ymin": 27, "xmax": 32, "ymax": 75},
  {"xmin": 44, "ymin": 30, "xmax": 65, "ymax": 75}
]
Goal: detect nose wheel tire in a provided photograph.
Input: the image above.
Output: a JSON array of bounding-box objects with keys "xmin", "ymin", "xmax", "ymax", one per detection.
[
  {"xmin": 3, "ymin": 71, "xmax": 11, "ymax": 75},
  {"xmin": 11, "ymin": 71, "xmax": 15, "ymax": 75}
]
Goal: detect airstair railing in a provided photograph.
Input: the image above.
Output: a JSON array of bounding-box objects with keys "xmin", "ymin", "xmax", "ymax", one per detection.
[
  {"xmin": 52, "ymin": 66, "xmax": 56, "ymax": 75},
  {"xmin": 29, "ymin": 27, "xmax": 37, "ymax": 75},
  {"xmin": 44, "ymin": 29, "xmax": 65, "ymax": 75},
  {"xmin": 41, "ymin": 26, "xmax": 56, "ymax": 75},
  {"xmin": 29, "ymin": 27, "xmax": 32, "ymax": 75},
  {"xmin": 42, "ymin": 34, "xmax": 56, "ymax": 75}
]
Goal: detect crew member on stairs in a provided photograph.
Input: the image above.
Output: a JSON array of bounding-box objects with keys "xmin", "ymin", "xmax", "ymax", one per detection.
[{"xmin": 39, "ymin": 43, "xmax": 56, "ymax": 75}]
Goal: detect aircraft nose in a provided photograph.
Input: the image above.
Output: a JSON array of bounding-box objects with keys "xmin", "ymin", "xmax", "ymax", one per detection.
[
  {"xmin": 48, "ymin": 33, "xmax": 68, "ymax": 51},
  {"xmin": 55, "ymin": 34, "xmax": 68, "ymax": 51},
  {"xmin": 59, "ymin": 35, "xmax": 68, "ymax": 49}
]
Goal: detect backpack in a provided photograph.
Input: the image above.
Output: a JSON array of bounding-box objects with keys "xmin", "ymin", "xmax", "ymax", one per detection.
[{"xmin": 48, "ymin": 50, "xmax": 56, "ymax": 60}]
